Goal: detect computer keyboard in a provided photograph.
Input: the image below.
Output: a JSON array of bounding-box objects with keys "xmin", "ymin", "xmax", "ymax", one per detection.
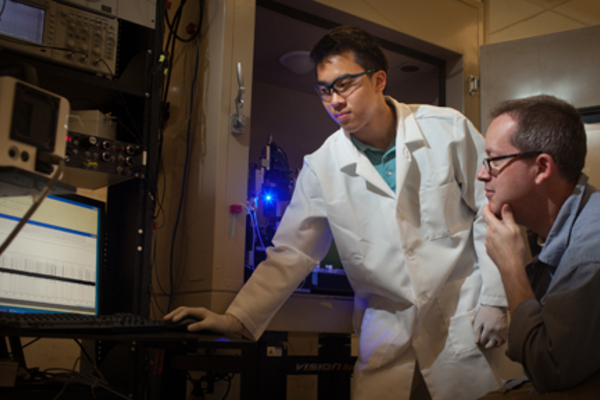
[{"xmin": 0, "ymin": 312, "xmax": 194, "ymax": 335}]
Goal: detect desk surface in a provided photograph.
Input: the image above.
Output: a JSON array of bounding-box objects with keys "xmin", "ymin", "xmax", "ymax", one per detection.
[{"xmin": 1, "ymin": 328, "xmax": 253, "ymax": 347}]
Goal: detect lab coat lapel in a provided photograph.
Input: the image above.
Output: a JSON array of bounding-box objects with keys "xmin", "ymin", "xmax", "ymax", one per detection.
[
  {"xmin": 395, "ymin": 102, "xmax": 429, "ymax": 197},
  {"xmin": 338, "ymin": 130, "xmax": 395, "ymax": 198},
  {"xmin": 355, "ymin": 156, "xmax": 395, "ymax": 198}
]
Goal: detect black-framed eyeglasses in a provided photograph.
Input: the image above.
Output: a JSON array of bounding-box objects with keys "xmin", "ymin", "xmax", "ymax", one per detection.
[
  {"xmin": 314, "ymin": 69, "xmax": 377, "ymax": 101},
  {"xmin": 482, "ymin": 151, "xmax": 543, "ymax": 173}
]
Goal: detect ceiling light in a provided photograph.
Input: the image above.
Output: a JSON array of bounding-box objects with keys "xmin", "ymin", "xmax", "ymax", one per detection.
[{"xmin": 279, "ymin": 51, "xmax": 315, "ymax": 74}]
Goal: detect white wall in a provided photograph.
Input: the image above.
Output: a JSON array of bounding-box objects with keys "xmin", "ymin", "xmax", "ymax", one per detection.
[{"xmin": 480, "ymin": 24, "xmax": 600, "ymax": 132}]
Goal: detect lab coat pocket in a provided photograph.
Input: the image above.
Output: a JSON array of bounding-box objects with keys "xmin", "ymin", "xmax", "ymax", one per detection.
[
  {"xmin": 357, "ymin": 306, "xmax": 410, "ymax": 369},
  {"xmin": 420, "ymin": 180, "xmax": 472, "ymax": 240},
  {"xmin": 447, "ymin": 309, "xmax": 479, "ymax": 358}
]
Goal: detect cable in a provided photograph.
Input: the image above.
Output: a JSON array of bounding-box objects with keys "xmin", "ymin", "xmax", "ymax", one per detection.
[
  {"xmin": 161, "ymin": 0, "xmax": 204, "ymax": 103},
  {"xmin": 155, "ymin": 0, "xmax": 189, "ymax": 227},
  {"xmin": 0, "ymin": 155, "xmax": 65, "ymax": 256},
  {"xmin": 71, "ymin": 339, "xmax": 107, "ymax": 382},
  {"xmin": 185, "ymin": 372, "xmax": 235, "ymax": 399},
  {"xmin": 96, "ymin": 58, "xmax": 143, "ymax": 145},
  {"xmin": 165, "ymin": 0, "xmax": 204, "ymax": 43},
  {"xmin": 162, "ymin": 1, "xmax": 183, "ymax": 104},
  {"xmin": 43, "ymin": 363, "xmax": 131, "ymax": 400},
  {"xmin": 153, "ymin": 161, "xmax": 167, "ymax": 222},
  {"xmin": 34, "ymin": 345, "xmax": 131, "ymax": 400},
  {"xmin": 0, "ymin": 36, "xmax": 85, "ymax": 53},
  {"xmin": 49, "ymin": 357, "xmax": 83, "ymax": 400},
  {"xmin": 246, "ymin": 205, "xmax": 266, "ymax": 252},
  {"xmin": 156, "ymin": 0, "xmax": 204, "ymax": 206},
  {"xmin": 150, "ymin": 227, "xmax": 168, "ymax": 318},
  {"xmin": 4, "ymin": 337, "xmax": 41, "ymax": 357},
  {"xmin": 252, "ymin": 212, "xmax": 266, "ymax": 251},
  {"xmin": 220, "ymin": 373, "xmax": 234, "ymax": 399},
  {"xmin": 154, "ymin": 0, "xmax": 205, "ymax": 312},
  {"xmin": 167, "ymin": 39, "xmax": 201, "ymax": 312}
]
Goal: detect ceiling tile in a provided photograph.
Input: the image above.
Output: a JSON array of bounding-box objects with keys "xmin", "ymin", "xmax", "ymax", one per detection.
[
  {"xmin": 526, "ymin": 0, "xmax": 571, "ymax": 10},
  {"xmin": 489, "ymin": 0, "xmax": 544, "ymax": 33},
  {"xmin": 490, "ymin": 10, "xmax": 586, "ymax": 43},
  {"xmin": 554, "ymin": 0, "xmax": 600, "ymax": 25}
]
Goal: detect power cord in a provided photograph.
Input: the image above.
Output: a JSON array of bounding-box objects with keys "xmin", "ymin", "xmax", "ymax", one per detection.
[{"xmin": 0, "ymin": 153, "xmax": 65, "ymax": 256}]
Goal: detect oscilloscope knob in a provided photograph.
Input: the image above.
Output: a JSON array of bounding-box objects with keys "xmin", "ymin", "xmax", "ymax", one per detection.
[{"xmin": 126, "ymin": 145, "xmax": 138, "ymax": 155}]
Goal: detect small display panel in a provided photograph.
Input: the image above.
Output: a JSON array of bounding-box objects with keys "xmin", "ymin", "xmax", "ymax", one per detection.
[
  {"xmin": 0, "ymin": 0, "xmax": 45, "ymax": 44},
  {"xmin": 10, "ymin": 83, "xmax": 60, "ymax": 151}
]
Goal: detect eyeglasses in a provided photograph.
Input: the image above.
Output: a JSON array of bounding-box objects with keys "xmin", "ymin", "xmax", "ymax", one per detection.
[
  {"xmin": 314, "ymin": 69, "xmax": 377, "ymax": 101},
  {"xmin": 482, "ymin": 151, "xmax": 543, "ymax": 174}
]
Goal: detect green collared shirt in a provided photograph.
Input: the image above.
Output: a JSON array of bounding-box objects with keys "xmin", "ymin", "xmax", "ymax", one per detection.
[{"xmin": 350, "ymin": 134, "xmax": 397, "ymax": 192}]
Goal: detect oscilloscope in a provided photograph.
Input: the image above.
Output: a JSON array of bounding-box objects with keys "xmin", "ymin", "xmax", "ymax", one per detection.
[{"xmin": 0, "ymin": 0, "xmax": 118, "ymax": 77}]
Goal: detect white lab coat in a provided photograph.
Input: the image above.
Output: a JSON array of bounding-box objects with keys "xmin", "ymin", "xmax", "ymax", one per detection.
[{"xmin": 227, "ymin": 99, "xmax": 515, "ymax": 399}]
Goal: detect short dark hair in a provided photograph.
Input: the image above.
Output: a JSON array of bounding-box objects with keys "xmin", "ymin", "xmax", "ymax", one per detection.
[
  {"xmin": 310, "ymin": 26, "xmax": 388, "ymax": 74},
  {"xmin": 490, "ymin": 95, "xmax": 587, "ymax": 183}
]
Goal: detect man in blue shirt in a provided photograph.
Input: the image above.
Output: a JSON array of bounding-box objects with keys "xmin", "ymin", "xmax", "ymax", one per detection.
[{"xmin": 477, "ymin": 95, "xmax": 600, "ymax": 398}]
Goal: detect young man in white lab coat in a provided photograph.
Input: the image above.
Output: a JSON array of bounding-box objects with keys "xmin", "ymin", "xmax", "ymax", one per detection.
[{"xmin": 166, "ymin": 26, "xmax": 519, "ymax": 400}]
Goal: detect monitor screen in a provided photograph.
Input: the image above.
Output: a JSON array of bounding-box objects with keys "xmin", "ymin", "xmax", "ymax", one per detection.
[
  {"xmin": 0, "ymin": 0, "xmax": 45, "ymax": 44},
  {"xmin": 0, "ymin": 194, "xmax": 104, "ymax": 315},
  {"xmin": 11, "ymin": 82, "xmax": 60, "ymax": 151}
]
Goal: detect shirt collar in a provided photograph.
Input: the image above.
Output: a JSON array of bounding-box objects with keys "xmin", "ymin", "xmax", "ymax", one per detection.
[
  {"xmin": 350, "ymin": 134, "xmax": 395, "ymax": 153},
  {"xmin": 539, "ymin": 173, "xmax": 589, "ymax": 266},
  {"xmin": 337, "ymin": 97, "xmax": 427, "ymax": 168}
]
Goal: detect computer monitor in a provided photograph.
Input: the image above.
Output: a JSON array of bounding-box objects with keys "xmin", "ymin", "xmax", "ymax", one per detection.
[{"xmin": 0, "ymin": 194, "xmax": 104, "ymax": 315}]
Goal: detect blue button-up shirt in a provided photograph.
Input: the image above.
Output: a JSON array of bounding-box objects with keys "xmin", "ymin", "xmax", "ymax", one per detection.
[{"xmin": 507, "ymin": 174, "xmax": 600, "ymax": 393}]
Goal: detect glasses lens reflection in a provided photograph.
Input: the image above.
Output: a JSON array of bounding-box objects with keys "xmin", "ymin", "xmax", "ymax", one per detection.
[{"xmin": 315, "ymin": 69, "xmax": 375, "ymax": 101}]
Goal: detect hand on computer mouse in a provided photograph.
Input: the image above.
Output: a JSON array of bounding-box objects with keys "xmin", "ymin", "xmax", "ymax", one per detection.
[{"xmin": 164, "ymin": 307, "xmax": 243, "ymax": 335}]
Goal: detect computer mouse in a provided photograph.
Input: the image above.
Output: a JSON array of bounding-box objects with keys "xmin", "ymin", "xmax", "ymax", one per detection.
[{"xmin": 164, "ymin": 317, "xmax": 199, "ymax": 332}]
